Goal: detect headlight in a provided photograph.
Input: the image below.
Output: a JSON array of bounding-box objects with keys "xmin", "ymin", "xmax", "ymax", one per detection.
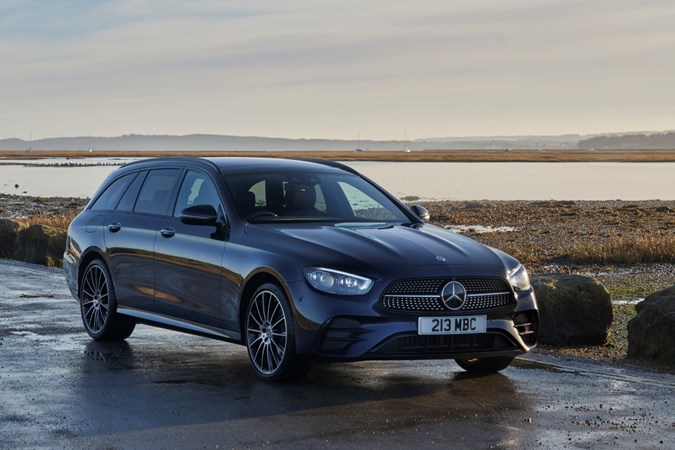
[
  {"xmin": 508, "ymin": 264, "xmax": 531, "ymax": 292},
  {"xmin": 303, "ymin": 267, "xmax": 373, "ymax": 296}
]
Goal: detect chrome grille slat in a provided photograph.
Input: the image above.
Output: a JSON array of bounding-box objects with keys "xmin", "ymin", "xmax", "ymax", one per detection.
[{"xmin": 380, "ymin": 278, "xmax": 514, "ymax": 313}]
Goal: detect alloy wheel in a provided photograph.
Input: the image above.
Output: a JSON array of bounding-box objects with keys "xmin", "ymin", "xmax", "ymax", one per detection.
[
  {"xmin": 81, "ymin": 264, "xmax": 110, "ymax": 334},
  {"xmin": 246, "ymin": 290, "xmax": 288, "ymax": 375}
]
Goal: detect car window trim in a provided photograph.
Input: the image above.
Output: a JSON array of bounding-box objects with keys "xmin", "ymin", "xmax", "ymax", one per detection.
[
  {"xmin": 132, "ymin": 167, "xmax": 183, "ymax": 217},
  {"xmin": 170, "ymin": 167, "xmax": 224, "ymax": 218},
  {"xmin": 88, "ymin": 171, "xmax": 137, "ymax": 212}
]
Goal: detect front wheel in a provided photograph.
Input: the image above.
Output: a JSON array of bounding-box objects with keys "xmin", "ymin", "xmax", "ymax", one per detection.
[
  {"xmin": 80, "ymin": 259, "xmax": 135, "ymax": 341},
  {"xmin": 455, "ymin": 356, "xmax": 514, "ymax": 374},
  {"xmin": 245, "ymin": 283, "xmax": 310, "ymax": 382}
]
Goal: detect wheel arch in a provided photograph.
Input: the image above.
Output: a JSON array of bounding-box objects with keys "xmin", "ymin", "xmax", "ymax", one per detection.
[
  {"xmin": 238, "ymin": 268, "xmax": 291, "ymax": 343},
  {"xmin": 77, "ymin": 248, "xmax": 109, "ymax": 299}
]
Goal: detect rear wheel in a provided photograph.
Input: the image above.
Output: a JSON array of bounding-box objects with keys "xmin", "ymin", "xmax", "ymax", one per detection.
[
  {"xmin": 455, "ymin": 356, "xmax": 514, "ymax": 374},
  {"xmin": 245, "ymin": 283, "xmax": 310, "ymax": 382},
  {"xmin": 80, "ymin": 259, "xmax": 135, "ymax": 341}
]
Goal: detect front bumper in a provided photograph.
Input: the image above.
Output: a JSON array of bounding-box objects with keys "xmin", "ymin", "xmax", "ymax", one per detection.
[{"xmin": 285, "ymin": 272, "xmax": 538, "ymax": 362}]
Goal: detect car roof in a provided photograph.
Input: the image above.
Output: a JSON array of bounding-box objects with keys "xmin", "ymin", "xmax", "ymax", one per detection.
[
  {"xmin": 210, "ymin": 157, "xmax": 351, "ymax": 174},
  {"xmin": 121, "ymin": 156, "xmax": 355, "ymax": 176}
]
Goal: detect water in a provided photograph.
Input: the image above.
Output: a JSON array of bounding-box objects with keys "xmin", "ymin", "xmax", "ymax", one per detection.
[
  {"xmin": 351, "ymin": 161, "xmax": 675, "ymax": 201},
  {"xmin": 0, "ymin": 159, "xmax": 673, "ymax": 200}
]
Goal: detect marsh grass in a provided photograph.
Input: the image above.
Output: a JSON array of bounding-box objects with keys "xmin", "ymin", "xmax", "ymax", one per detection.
[
  {"xmin": 15, "ymin": 214, "xmax": 75, "ymax": 231},
  {"xmin": 566, "ymin": 234, "xmax": 675, "ymax": 264}
]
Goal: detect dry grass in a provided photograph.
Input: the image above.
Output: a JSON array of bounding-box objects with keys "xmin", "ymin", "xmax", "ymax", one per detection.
[
  {"xmin": 1, "ymin": 149, "xmax": 675, "ymax": 162},
  {"xmin": 566, "ymin": 233, "xmax": 675, "ymax": 264},
  {"xmin": 14, "ymin": 214, "xmax": 75, "ymax": 231}
]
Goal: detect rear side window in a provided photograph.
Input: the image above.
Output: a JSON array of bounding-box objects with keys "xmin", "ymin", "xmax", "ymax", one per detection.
[
  {"xmin": 116, "ymin": 171, "xmax": 146, "ymax": 211},
  {"xmin": 90, "ymin": 173, "xmax": 135, "ymax": 211},
  {"xmin": 134, "ymin": 169, "xmax": 180, "ymax": 215}
]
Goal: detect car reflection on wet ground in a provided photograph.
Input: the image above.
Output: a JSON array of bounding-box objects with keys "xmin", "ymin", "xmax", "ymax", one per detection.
[{"xmin": 0, "ymin": 259, "xmax": 673, "ymax": 449}]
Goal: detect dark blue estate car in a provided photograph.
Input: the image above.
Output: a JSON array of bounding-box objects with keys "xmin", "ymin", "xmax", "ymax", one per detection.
[{"xmin": 64, "ymin": 157, "xmax": 538, "ymax": 381}]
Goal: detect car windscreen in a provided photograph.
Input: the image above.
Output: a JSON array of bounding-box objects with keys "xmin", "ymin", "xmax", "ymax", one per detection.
[{"xmin": 225, "ymin": 172, "xmax": 410, "ymax": 224}]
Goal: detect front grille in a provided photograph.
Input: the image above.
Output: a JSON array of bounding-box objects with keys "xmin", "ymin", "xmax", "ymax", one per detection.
[
  {"xmin": 380, "ymin": 296, "xmax": 446, "ymax": 312},
  {"xmin": 380, "ymin": 277, "xmax": 514, "ymax": 313}
]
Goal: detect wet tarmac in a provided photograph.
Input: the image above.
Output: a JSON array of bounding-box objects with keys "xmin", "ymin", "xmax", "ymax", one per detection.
[{"xmin": 0, "ymin": 259, "xmax": 673, "ymax": 449}]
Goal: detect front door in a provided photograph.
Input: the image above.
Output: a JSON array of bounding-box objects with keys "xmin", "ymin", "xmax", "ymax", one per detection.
[{"xmin": 153, "ymin": 170, "xmax": 226, "ymax": 327}]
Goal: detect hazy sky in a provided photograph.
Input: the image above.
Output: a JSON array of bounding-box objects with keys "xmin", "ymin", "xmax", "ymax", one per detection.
[{"xmin": 2, "ymin": 0, "xmax": 675, "ymax": 140}]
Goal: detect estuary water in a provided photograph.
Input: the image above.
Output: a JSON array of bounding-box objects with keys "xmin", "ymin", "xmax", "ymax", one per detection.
[{"xmin": 0, "ymin": 158, "xmax": 673, "ymax": 200}]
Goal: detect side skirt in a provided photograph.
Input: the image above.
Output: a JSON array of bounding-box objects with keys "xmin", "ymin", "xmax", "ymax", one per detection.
[{"xmin": 117, "ymin": 306, "xmax": 242, "ymax": 344}]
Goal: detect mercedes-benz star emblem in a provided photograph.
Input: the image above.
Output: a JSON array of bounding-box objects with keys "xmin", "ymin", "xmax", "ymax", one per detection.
[{"xmin": 441, "ymin": 281, "xmax": 467, "ymax": 310}]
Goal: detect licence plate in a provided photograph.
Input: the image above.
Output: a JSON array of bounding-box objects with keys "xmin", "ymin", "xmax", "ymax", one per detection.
[{"xmin": 418, "ymin": 315, "xmax": 487, "ymax": 335}]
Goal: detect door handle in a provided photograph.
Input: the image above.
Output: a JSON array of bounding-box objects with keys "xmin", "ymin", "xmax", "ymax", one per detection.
[
  {"xmin": 108, "ymin": 223, "xmax": 121, "ymax": 233},
  {"xmin": 160, "ymin": 227, "xmax": 175, "ymax": 238}
]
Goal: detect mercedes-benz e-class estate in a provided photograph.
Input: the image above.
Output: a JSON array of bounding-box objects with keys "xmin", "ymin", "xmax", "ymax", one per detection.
[{"xmin": 64, "ymin": 157, "xmax": 538, "ymax": 381}]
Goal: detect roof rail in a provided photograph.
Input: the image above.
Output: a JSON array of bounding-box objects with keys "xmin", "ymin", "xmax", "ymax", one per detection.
[
  {"xmin": 121, "ymin": 156, "xmax": 222, "ymax": 173},
  {"xmin": 293, "ymin": 158, "xmax": 359, "ymax": 175}
]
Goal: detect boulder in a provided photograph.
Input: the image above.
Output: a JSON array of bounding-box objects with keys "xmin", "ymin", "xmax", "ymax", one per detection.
[
  {"xmin": 627, "ymin": 286, "xmax": 675, "ymax": 365},
  {"xmin": 14, "ymin": 224, "xmax": 67, "ymax": 266},
  {"xmin": 531, "ymin": 274, "xmax": 613, "ymax": 345},
  {"xmin": 0, "ymin": 219, "xmax": 22, "ymax": 258}
]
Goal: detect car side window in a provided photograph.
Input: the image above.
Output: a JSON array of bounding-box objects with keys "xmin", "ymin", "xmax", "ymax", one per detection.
[
  {"xmin": 89, "ymin": 173, "xmax": 135, "ymax": 211},
  {"xmin": 134, "ymin": 169, "xmax": 180, "ymax": 215},
  {"xmin": 173, "ymin": 170, "xmax": 222, "ymax": 217},
  {"xmin": 116, "ymin": 171, "xmax": 146, "ymax": 211}
]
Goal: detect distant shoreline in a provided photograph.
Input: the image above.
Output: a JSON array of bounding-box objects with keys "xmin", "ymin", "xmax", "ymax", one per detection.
[{"xmin": 1, "ymin": 149, "xmax": 675, "ymax": 163}]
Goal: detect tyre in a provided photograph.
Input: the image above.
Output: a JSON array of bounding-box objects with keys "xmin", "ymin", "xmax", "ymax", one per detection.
[
  {"xmin": 245, "ymin": 283, "xmax": 310, "ymax": 382},
  {"xmin": 454, "ymin": 356, "xmax": 514, "ymax": 374},
  {"xmin": 80, "ymin": 259, "xmax": 135, "ymax": 341}
]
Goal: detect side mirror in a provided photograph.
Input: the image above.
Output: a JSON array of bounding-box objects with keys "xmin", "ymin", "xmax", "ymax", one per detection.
[
  {"xmin": 180, "ymin": 204, "xmax": 218, "ymax": 226},
  {"xmin": 410, "ymin": 204, "xmax": 430, "ymax": 222}
]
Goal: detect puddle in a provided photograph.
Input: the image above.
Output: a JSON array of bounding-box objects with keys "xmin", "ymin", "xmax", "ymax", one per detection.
[
  {"xmin": 8, "ymin": 330, "xmax": 87, "ymax": 351},
  {"xmin": 515, "ymin": 355, "xmax": 675, "ymax": 389},
  {"xmin": 612, "ymin": 298, "xmax": 644, "ymax": 305}
]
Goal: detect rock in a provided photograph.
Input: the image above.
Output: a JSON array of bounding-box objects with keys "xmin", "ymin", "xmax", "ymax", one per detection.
[
  {"xmin": 14, "ymin": 224, "xmax": 67, "ymax": 266},
  {"xmin": 627, "ymin": 286, "xmax": 675, "ymax": 365},
  {"xmin": 463, "ymin": 201, "xmax": 486, "ymax": 209},
  {"xmin": 531, "ymin": 274, "xmax": 613, "ymax": 345},
  {"xmin": 0, "ymin": 219, "xmax": 22, "ymax": 258}
]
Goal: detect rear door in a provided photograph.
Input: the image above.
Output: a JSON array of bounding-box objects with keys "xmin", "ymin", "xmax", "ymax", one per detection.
[{"xmin": 105, "ymin": 168, "xmax": 181, "ymax": 311}]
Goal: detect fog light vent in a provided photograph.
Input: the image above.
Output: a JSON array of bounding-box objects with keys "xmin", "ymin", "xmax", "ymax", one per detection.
[
  {"xmin": 514, "ymin": 311, "xmax": 538, "ymax": 346},
  {"xmin": 318, "ymin": 318, "xmax": 368, "ymax": 354}
]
